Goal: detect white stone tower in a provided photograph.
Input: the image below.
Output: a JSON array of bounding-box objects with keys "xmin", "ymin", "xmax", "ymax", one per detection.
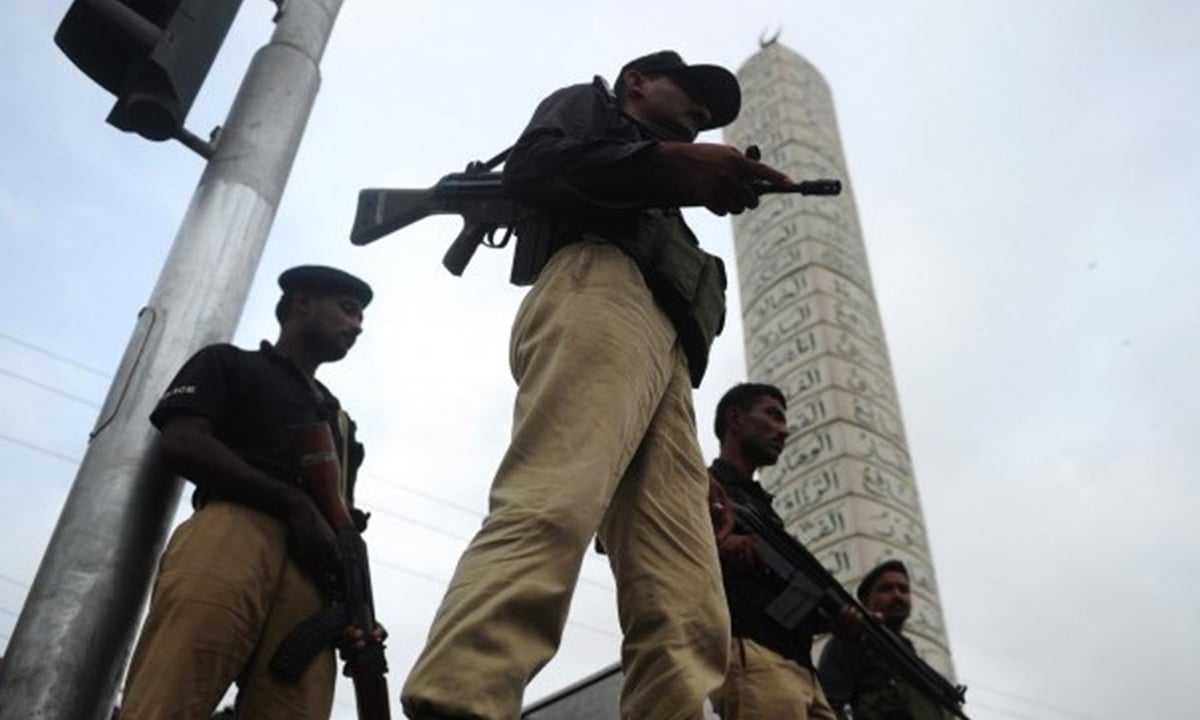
[{"xmin": 723, "ymin": 39, "xmax": 955, "ymax": 675}]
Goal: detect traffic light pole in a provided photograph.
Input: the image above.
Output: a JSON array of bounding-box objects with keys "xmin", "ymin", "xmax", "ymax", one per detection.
[{"xmin": 0, "ymin": 1, "xmax": 344, "ymax": 716}]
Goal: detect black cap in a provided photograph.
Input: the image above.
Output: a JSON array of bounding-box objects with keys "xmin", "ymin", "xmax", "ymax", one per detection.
[
  {"xmin": 616, "ymin": 50, "xmax": 741, "ymax": 130},
  {"xmin": 278, "ymin": 265, "xmax": 373, "ymax": 308},
  {"xmin": 856, "ymin": 559, "xmax": 909, "ymax": 602}
]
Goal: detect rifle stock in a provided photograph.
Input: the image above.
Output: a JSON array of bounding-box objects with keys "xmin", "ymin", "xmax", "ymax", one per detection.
[
  {"xmin": 735, "ymin": 505, "xmax": 969, "ymax": 720},
  {"xmin": 351, "ymin": 172, "xmax": 513, "ymax": 249},
  {"xmin": 351, "ymin": 188, "xmax": 435, "ymax": 246},
  {"xmin": 277, "ymin": 422, "xmax": 391, "ymax": 720},
  {"xmin": 349, "ymin": 165, "xmax": 842, "ymax": 276}
]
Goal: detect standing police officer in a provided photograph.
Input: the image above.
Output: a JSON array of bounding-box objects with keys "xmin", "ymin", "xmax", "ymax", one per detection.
[
  {"xmin": 818, "ymin": 561, "xmax": 950, "ymax": 720},
  {"xmin": 120, "ymin": 266, "xmax": 373, "ymax": 720},
  {"xmin": 707, "ymin": 383, "xmax": 840, "ymax": 720},
  {"xmin": 401, "ymin": 51, "xmax": 793, "ymax": 720}
]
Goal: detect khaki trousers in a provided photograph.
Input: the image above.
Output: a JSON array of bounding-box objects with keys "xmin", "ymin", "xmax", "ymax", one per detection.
[
  {"xmin": 401, "ymin": 241, "xmax": 730, "ymax": 720},
  {"xmin": 120, "ymin": 502, "xmax": 335, "ymax": 720},
  {"xmin": 711, "ymin": 638, "xmax": 836, "ymax": 720}
]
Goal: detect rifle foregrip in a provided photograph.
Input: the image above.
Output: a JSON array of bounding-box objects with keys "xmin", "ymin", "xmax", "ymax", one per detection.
[{"xmin": 442, "ymin": 222, "xmax": 491, "ymax": 276}]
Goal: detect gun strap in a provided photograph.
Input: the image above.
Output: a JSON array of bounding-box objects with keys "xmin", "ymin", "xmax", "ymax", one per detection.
[{"xmin": 469, "ymin": 145, "xmax": 512, "ymax": 173}]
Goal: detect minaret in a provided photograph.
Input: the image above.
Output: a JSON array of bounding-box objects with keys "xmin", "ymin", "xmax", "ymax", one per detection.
[{"xmin": 723, "ymin": 38, "xmax": 955, "ymax": 675}]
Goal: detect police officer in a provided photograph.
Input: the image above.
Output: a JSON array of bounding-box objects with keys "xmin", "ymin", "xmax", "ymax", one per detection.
[
  {"xmin": 707, "ymin": 382, "xmax": 841, "ymax": 720},
  {"xmin": 120, "ymin": 266, "xmax": 373, "ymax": 720},
  {"xmin": 818, "ymin": 561, "xmax": 950, "ymax": 720},
  {"xmin": 401, "ymin": 51, "xmax": 793, "ymax": 720}
]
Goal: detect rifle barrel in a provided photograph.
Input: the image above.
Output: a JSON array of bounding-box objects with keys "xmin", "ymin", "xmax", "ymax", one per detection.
[{"xmin": 755, "ymin": 179, "xmax": 842, "ymax": 196}]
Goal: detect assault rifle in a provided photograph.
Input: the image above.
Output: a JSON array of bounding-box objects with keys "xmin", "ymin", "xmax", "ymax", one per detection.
[
  {"xmin": 350, "ymin": 149, "xmax": 842, "ymax": 282},
  {"xmin": 734, "ymin": 503, "xmax": 970, "ymax": 720},
  {"xmin": 272, "ymin": 422, "xmax": 390, "ymax": 720}
]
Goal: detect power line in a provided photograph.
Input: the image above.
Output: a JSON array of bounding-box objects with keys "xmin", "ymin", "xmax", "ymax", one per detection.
[
  {"xmin": 0, "ymin": 571, "xmax": 31, "ymax": 590},
  {"xmin": 372, "ymin": 556, "xmax": 453, "ymax": 588},
  {"xmin": 0, "ymin": 331, "xmax": 111, "ymax": 378},
  {"xmin": 367, "ymin": 505, "xmax": 472, "ymax": 545},
  {"xmin": 563, "ymin": 618, "xmax": 620, "ymax": 640},
  {"xmin": 0, "ymin": 336, "xmax": 617, "ymax": 601},
  {"xmin": 969, "ymin": 699, "xmax": 1052, "ymax": 720},
  {"xmin": 361, "ymin": 470, "xmax": 483, "ymax": 518},
  {"xmin": 0, "ymin": 366, "xmax": 102, "ymax": 408},
  {"xmin": 0, "ymin": 425, "xmax": 613, "ymax": 594},
  {"xmin": 0, "ymin": 430, "xmax": 82, "ymax": 466},
  {"xmin": 361, "ymin": 472, "xmax": 618, "ymax": 594},
  {"xmin": 973, "ymin": 683, "xmax": 1099, "ymax": 720},
  {"xmin": 364, "ymin": 503, "xmax": 615, "ymax": 594},
  {"xmin": 369, "ymin": 557, "xmax": 619, "ymax": 641}
]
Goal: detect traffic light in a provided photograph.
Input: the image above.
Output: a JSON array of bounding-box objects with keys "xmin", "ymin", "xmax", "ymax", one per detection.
[{"xmin": 55, "ymin": 0, "xmax": 244, "ymax": 141}]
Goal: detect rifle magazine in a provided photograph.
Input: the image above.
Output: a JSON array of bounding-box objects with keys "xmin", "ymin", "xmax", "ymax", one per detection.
[{"xmin": 269, "ymin": 602, "xmax": 350, "ymax": 680}]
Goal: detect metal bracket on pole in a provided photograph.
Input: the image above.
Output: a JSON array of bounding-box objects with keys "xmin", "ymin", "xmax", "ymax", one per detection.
[{"xmin": 173, "ymin": 125, "xmax": 220, "ymax": 160}]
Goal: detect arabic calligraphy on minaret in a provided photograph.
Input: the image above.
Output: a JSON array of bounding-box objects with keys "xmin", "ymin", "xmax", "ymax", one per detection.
[{"xmin": 724, "ymin": 39, "xmax": 956, "ymax": 676}]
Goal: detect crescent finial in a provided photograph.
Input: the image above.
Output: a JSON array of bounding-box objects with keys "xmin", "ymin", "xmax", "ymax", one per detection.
[{"xmin": 759, "ymin": 25, "xmax": 783, "ymax": 48}]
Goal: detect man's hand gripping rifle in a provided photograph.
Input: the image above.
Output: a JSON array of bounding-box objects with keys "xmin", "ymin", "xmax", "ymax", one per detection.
[
  {"xmin": 271, "ymin": 422, "xmax": 390, "ymax": 720},
  {"xmin": 350, "ymin": 146, "xmax": 842, "ymax": 281},
  {"xmin": 734, "ymin": 501, "xmax": 970, "ymax": 720}
]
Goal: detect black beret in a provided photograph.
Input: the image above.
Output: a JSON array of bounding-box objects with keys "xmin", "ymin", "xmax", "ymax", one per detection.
[
  {"xmin": 856, "ymin": 559, "xmax": 909, "ymax": 602},
  {"xmin": 277, "ymin": 265, "xmax": 373, "ymax": 308},
  {"xmin": 616, "ymin": 50, "xmax": 741, "ymax": 130}
]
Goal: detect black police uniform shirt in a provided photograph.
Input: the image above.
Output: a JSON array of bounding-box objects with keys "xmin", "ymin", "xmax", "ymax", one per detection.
[
  {"xmin": 710, "ymin": 457, "xmax": 830, "ymax": 667},
  {"xmin": 150, "ymin": 341, "xmax": 364, "ymax": 509}
]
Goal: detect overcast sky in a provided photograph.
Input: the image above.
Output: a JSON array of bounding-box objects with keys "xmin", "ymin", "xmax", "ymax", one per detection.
[{"xmin": 3, "ymin": 1, "xmax": 1199, "ymax": 718}]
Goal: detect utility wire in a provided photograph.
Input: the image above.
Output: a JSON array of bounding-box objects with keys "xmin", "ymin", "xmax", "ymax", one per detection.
[
  {"xmin": 372, "ymin": 556, "xmax": 453, "ymax": 588},
  {"xmin": 360, "ymin": 473, "xmax": 617, "ymax": 594},
  {"xmin": 562, "ymin": 617, "xmax": 620, "ymax": 640},
  {"xmin": 0, "ymin": 430, "xmax": 81, "ymax": 466},
  {"xmin": 366, "ymin": 505, "xmax": 472, "ymax": 544},
  {"xmin": 0, "ymin": 331, "xmax": 111, "ymax": 378},
  {"xmin": 968, "ymin": 699, "xmax": 1052, "ymax": 720},
  {"xmin": 361, "ymin": 470, "xmax": 482, "ymax": 518},
  {"xmin": 0, "ymin": 336, "xmax": 619, "ymax": 602},
  {"xmin": 0, "ymin": 426, "xmax": 616, "ymax": 595},
  {"xmin": 363, "ymin": 502, "xmax": 615, "ymax": 594},
  {"xmin": 972, "ymin": 683, "xmax": 1098, "ymax": 720},
  {"xmin": 0, "ymin": 571, "xmax": 31, "ymax": 590},
  {"xmin": 369, "ymin": 557, "xmax": 619, "ymax": 640},
  {"xmin": 0, "ymin": 366, "xmax": 102, "ymax": 408}
]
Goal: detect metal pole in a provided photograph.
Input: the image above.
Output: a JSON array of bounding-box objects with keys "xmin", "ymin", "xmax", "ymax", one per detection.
[{"xmin": 0, "ymin": 1, "xmax": 345, "ymax": 717}]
